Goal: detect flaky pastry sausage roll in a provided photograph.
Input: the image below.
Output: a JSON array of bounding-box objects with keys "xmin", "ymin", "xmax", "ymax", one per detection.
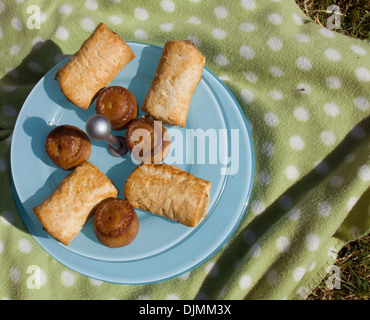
[
  {"xmin": 141, "ymin": 40, "xmax": 205, "ymax": 127},
  {"xmin": 55, "ymin": 23, "xmax": 135, "ymax": 109},
  {"xmin": 124, "ymin": 164, "xmax": 211, "ymax": 227},
  {"xmin": 33, "ymin": 161, "xmax": 118, "ymax": 246}
]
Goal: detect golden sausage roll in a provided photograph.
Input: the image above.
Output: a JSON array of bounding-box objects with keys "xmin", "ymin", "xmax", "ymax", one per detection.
[
  {"xmin": 55, "ymin": 22, "xmax": 135, "ymax": 109},
  {"xmin": 141, "ymin": 40, "xmax": 205, "ymax": 127},
  {"xmin": 33, "ymin": 161, "xmax": 118, "ymax": 246},
  {"xmin": 124, "ymin": 163, "xmax": 211, "ymax": 227}
]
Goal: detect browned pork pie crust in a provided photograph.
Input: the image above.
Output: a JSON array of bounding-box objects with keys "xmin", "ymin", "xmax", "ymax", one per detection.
[
  {"xmin": 93, "ymin": 198, "xmax": 139, "ymax": 248},
  {"xmin": 55, "ymin": 23, "xmax": 135, "ymax": 109},
  {"xmin": 45, "ymin": 125, "xmax": 91, "ymax": 170}
]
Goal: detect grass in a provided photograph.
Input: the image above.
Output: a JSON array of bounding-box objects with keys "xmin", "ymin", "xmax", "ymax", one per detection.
[
  {"xmin": 294, "ymin": 0, "xmax": 369, "ymax": 300},
  {"xmin": 295, "ymin": 0, "xmax": 369, "ymax": 40},
  {"xmin": 307, "ymin": 235, "xmax": 370, "ymax": 300}
]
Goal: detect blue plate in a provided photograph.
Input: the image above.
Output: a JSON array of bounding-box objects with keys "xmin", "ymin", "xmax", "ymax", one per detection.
[{"xmin": 10, "ymin": 42, "xmax": 254, "ymax": 284}]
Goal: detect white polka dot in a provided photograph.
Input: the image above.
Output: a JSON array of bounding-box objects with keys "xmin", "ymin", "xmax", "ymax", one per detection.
[
  {"xmin": 249, "ymin": 244, "xmax": 261, "ymax": 258},
  {"xmin": 268, "ymin": 90, "xmax": 283, "ymax": 100},
  {"xmin": 2, "ymin": 105, "xmax": 17, "ymax": 116},
  {"xmin": 212, "ymin": 28, "xmax": 227, "ymax": 39},
  {"xmin": 325, "ymin": 48, "xmax": 341, "ymax": 61},
  {"xmin": 243, "ymin": 229, "xmax": 256, "ymax": 244},
  {"xmin": 214, "ymin": 54, "xmax": 229, "ymax": 66},
  {"xmin": 279, "ymin": 195, "xmax": 293, "ymax": 210},
  {"xmin": 240, "ymin": 45, "xmax": 255, "ymax": 59},
  {"xmin": 134, "ymin": 7, "xmax": 149, "ymax": 20},
  {"xmin": 1, "ymin": 210, "xmax": 15, "ymax": 226},
  {"xmin": 350, "ymin": 45, "xmax": 366, "ymax": 56},
  {"xmin": 319, "ymin": 28, "xmax": 335, "ymax": 38},
  {"xmin": 353, "ymin": 97, "xmax": 369, "ymax": 111},
  {"xmin": 80, "ymin": 18, "xmax": 95, "ymax": 32},
  {"xmin": 314, "ymin": 159, "xmax": 330, "ymax": 175},
  {"xmin": 59, "ymin": 4, "xmax": 72, "ymax": 14},
  {"xmin": 9, "ymin": 267, "xmax": 20, "ymax": 283},
  {"xmin": 258, "ymin": 171, "xmax": 271, "ymax": 186},
  {"xmin": 320, "ymin": 131, "xmax": 336, "ymax": 145},
  {"xmin": 266, "ymin": 269, "xmax": 278, "ymax": 286},
  {"xmin": 262, "ymin": 142, "xmax": 275, "ymax": 156},
  {"xmin": 344, "ymin": 153, "xmax": 356, "ymax": 164},
  {"xmin": 290, "ymin": 136, "xmax": 305, "ymax": 150},
  {"xmin": 108, "ymin": 16, "xmax": 122, "ymax": 24},
  {"xmin": 0, "ymin": 1, "xmax": 4, "ymax": 14},
  {"xmin": 0, "ymin": 158, "xmax": 5, "ymax": 171},
  {"xmin": 166, "ymin": 294, "xmax": 179, "ymax": 300},
  {"xmin": 294, "ymin": 33, "xmax": 310, "ymax": 43},
  {"xmin": 18, "ymin": 239, "xmax": 32, "ymax": 253},
  {"xmin": 347, "ymin": 197, "xmax": 358, "ymax": 211},
  {"xmin": 288, "ymin": 207, "xmax": 301, "ymax": 221},
  {"xmin": 160, "ymin": 22, "xmax": 174, "ymax": 32},
  {"xmin": 0, "ymin": 26, "xmax": 3, "ymax": 39},
  {"xmin": 296, "ymin": 83, "xmax": 312, "ymax": 94},
  {"xmin": 241, "ymin": 88, "xmax": 254, "ymax": 103},
  {"xmin": 267, "ymin": 37, "xmax": 282, "ymax": 51},
  {"xmin": 134, "ymin": 29, "xmax": 148, "ymax": 40},
  {"xmin": 205, "ymin": 262, "xmax": 219, "ymax": 277},
  {"xmin": 55, "ymin": 26, "xmax": 69, "ymax": 40},
  {"xmin": 317, "ymin": 201, "xmax": 331, "ymax": 217},
  {"xmin": 32, "ymin": 37, "xmax": 44, "ymax": 49},
  {"xmin": 241, "ymin": 0, "xmax": 256, "ymax": 11},
  {"xmin": 326, "ymin": 76, "xmax": 341, "ymax": 89},
  {"xmin": 264, "ymin": 112, "xmax": 279, "ymax": 127},
  {"xmin": 324, "ymin": 102, "xmax": 340, "ymax": 117},
  {"xmin": 276, "ymin": 237, "xmax": 291, "ymax": 253},
  {"xmin": 85, "ymin": 0, "xmax": 98, "ymax": 10},
  {"xmin": 161, "ymin": 0, "xmax": 175, "ymax": 12},
  {"xmin": 89, "ymin": 278, "xmax": 103, "ymax": 286},
  {"xmin": 306, "ymin": 233, "xmax": 320, "ymax": 251},
  {"xmin": 292, "ymin": 13, "xmax": 305, "ymax": 25},
  {"xmin": 293, "ymin": 267, "xmax": 306, "ymax": 282},
  {"xmin": 251, "ymin": 200, "xmax": 265, "ymax": 215},
  {"xmin": 179, "ymin": 271, "xmax": 190, "ymax": 280},
  {"xmin": 285, "ymin": 165, "xmax": 300, "ymax": 180},
  {"xmin": 356, "ymin": 67, "xmax": 370, "ymax": 82},
  {"xmin": 243, "ymin": 71, "xmax": 258, "ymax": 83},
  {"xmin": 11, "ymin": 17, "xmax": 22, "ymax": 31},
  {"xmin": 186, "ymin": 35, "xmax": 200, "ymax": 47},
  {"xmin": 358, "ymin": 165, "xmax": 370, "ymax": 181},
  {"xmin": 268, "ymin": 13, "xmax": 282, "ymax": 24},
  {"xmin": 27, "ymin": 62, "xmax": 43, "ymax": 73},
  {"xmin": 214, "ymin": 6, "xmax": 228, "ymax": 18},
  {"xmin": 350, "ymin": 125, "xmax": 366, "ymax": 140},
  {"xmin": 330, "ymin": 175, "xmax": 344, "ymax": 187},
  {"xmin": 218, "ymin": 74, "xmax": 230, "ymax": 82},
  {"xmin": 269, "ymin": 66, "xmax": 284, "ymax": 77},
  {"xmin": 296, "ymin": 56, "xmax": 312, "ymax": 71},
  {"xmin": 239, "ymin": 274, "xmax": 253, "ymax": 290},
  {"xmin": 61, "ymin": 271, "xmax": 75, "ymax": 287},
  {"xmin": 188, "ymin": 16, "xmax": 201, "ymax": 24},
  {"xmin": 10, "ymin": 44, "xmax": 21, "ymax": 56},
  {"xmin": 240, "ymin": 22, "xmax": 255, "ymax": 32},
  {"xmin": 0, "ymin": 241, "xmax": 3, "ymax": 254}
]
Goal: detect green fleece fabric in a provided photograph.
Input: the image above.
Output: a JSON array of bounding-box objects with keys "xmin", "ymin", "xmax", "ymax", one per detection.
[{"xmin": 0, "ymin": 0, "xmax": 369, "ymax": 300}]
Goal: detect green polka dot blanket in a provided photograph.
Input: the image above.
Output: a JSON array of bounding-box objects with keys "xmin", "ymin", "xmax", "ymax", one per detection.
[{"xmin": 0, "ymin": 0, "xmax": 369, "ymax": 300}]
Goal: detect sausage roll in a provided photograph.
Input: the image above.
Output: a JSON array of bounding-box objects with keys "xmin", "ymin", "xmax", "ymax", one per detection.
[
  {"xmin": 141, "ymin": 40, "xmax": 205, "ymax": 128},
  {"xmin": 33, "ymin": 161, "xmax": 118, "ymax": 246},
  {"xmin": 55, "ymin": 22, "xmax": 135, "ymax": 109},
  {"xmin": 124, "ymin": 163, "xmax": 211, "ymax": 227}
]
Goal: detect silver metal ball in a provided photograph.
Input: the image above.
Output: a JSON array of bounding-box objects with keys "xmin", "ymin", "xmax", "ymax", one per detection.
[{"xmin": 85, "ymin": 114, "xmax": 112, "ymax": 141}]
